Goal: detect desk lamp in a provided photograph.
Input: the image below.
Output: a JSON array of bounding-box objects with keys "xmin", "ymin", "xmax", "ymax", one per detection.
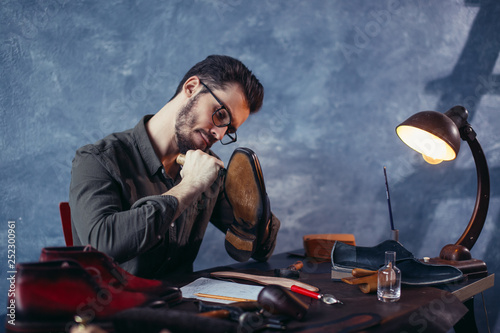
[{"xmin": 396, "ymin": 105, "xmax": 489, "ymax": 275}]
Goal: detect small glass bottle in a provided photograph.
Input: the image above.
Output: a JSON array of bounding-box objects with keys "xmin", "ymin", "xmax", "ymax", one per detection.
[{"xmin": 377, "ymin": 251, "xmax": 401, "ymax": 302}]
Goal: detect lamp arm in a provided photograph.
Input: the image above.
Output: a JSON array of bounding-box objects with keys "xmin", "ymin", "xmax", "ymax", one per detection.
[{"xmin": 455, "ymin": 125, "xmax": 490, "ymax": 250}]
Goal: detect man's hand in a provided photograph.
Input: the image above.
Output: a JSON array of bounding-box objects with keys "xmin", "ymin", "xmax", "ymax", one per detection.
[
  {"xmin": 179, "ymin": 150, "xmax": 224, "ymax": 192},
  {"xmin": 166, "ymin": 150, "xmax": 224, "ymax": 219}
]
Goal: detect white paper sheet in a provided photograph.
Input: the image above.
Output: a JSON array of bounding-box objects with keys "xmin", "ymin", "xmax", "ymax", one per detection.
[{"xmin": 180, "ymin": 277, "xmax": 264, "ymax": 304}]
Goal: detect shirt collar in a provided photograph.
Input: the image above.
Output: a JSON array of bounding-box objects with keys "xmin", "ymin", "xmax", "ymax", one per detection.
[{"xmin": 133, "ymin": 115, "xmax": 164, "ymax": 177}]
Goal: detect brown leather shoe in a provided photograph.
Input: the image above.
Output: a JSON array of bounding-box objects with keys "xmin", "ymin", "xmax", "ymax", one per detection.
[
  {"xmin": 39, "ymin": 245, "xmax": 181, "ymax": 299},
  {"xmin": 5, "ymin": 260, "xmax": 168, "ymax": 333},
  {"xmin": 224, "ymin": 147, "xmax": 272, "ymax": 262}
]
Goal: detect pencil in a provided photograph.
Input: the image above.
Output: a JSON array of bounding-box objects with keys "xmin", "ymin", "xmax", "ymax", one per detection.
[{"xmin": 194, "ymin": 293, "xmax": 256, "ymax": 302}]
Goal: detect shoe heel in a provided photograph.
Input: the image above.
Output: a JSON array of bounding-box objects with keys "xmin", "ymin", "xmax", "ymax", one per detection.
[{"xmin": 225, "ymin": 229, "xmax": 256, "ymax": 261}]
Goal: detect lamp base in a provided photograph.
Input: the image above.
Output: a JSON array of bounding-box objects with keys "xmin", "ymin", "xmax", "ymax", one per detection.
[
  {"xmin": 439, "ymin": 244, "xmax": 487, "ymax": 277},
  {"xmin": 421, "ymin": 246, "xmax": 486, "ymax": 278},
  {"xmin": 423, "ymin": 257, "xmax": 487, "ymax": 279},
  {"xmin": 422, "ymin": 244, "xmax": 488, "ymax": 278}
]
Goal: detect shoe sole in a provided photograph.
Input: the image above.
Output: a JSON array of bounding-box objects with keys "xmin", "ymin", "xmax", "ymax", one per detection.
[
  {"xmin": 224, "ymin": 148, "xmax": 268, "ymax": 261},
  {"xmin": 225, "ymin": 148, "xmax": 265, "ymax": 225}
]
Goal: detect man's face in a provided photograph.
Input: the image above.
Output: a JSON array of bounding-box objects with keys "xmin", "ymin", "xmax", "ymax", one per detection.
[{"xmin": 175, "ymin": 82, "xmax": 250, "ymax": 154}]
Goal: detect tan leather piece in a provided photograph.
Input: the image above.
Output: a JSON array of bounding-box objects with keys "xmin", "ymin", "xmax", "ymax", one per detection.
[
  {"xmin": 352, "ymin": 268, "xmax": 377, "ymax": 278},
  {"xmin": 225, "ymin": 229, "xmax": 254, "ymax": 252},
  {"xmin": 210, "ymin": 271, "xmax": 319, "ymax": 292},
  {"xmin": 341, "ymin": 270, "xmax": 378, "ymax": 294},
  {"xmin": 303, "ymin": 234, "xmax": 356, "ymax": 260}
]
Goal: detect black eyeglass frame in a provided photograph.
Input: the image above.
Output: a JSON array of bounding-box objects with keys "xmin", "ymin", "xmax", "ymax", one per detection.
[{"xmin": 199, "ymin": 81, "xmax": 237, "ymax": 145}]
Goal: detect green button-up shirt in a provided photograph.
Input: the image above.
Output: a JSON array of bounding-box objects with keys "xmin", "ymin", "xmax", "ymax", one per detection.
[{"xmin": 70, "ymin": 115, "xmax": 239, "ymax": 278}]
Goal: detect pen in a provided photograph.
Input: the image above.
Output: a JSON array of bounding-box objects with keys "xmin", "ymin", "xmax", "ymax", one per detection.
[{"xmin": 194, "ymin": 293, "xmax": 257, "ymax": 302}]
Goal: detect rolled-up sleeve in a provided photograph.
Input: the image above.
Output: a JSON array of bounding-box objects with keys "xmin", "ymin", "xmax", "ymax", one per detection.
[{"xmin": 69, "ymin": 148, "xmax": 177, "ymax": 264}]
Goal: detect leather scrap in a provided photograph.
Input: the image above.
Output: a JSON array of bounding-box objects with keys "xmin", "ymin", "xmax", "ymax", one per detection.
[
  {"xmin": 210, "ymin": 271, "xmax": 319, "ymax": 292},
  {"xmin": 341, "ymin": 269, "xmax": 378, "ymax": 294}
]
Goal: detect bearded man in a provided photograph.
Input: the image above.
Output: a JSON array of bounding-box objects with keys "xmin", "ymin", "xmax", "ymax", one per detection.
[{"xmin": 69, "ymin": 55, "xmax": 280, "ymax": 278}]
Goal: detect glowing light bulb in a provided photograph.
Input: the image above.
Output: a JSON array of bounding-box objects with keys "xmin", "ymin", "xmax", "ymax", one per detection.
[
  {"xmin": 422, "ymin": 154, "xmax": 443, "ymax": 164},
  {"xmin": 396, "ymin": 125, "xmax": 456, "ymax": 163}
]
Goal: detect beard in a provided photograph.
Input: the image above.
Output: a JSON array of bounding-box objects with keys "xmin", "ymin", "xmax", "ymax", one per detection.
[{"xmin": 175, "ymin": 94, "xmax": 216, "ymax": 154}]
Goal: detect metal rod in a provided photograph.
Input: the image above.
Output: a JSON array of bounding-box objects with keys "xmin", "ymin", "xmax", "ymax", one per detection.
[{"xmin": 384, "ymin": 166, "xmax": 395, "ymax": 231}]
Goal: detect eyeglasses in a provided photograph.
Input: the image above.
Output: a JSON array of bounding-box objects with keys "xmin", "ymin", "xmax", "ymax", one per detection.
[{"xmin": 200, "ymin": 81, "xmax": 237, "ymax": 145}]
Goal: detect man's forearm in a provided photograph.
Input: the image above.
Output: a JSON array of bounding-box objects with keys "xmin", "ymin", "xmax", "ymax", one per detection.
[{"xmin": 164, "ymin": 179, "xmax": 204, "ymax": 220}]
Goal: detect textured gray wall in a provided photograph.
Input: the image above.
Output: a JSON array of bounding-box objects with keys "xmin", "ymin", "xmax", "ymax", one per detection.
[{"xmin": 1, "ymin": 0, "xmax": 499, "ymax": 331}]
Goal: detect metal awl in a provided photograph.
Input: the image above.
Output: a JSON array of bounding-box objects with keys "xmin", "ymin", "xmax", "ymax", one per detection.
[{"xmin": 291, "ymin": 285, "xmax": 343, "ymax": 305}]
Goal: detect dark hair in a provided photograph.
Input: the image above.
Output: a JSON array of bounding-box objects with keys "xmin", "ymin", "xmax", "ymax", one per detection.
[{"xmin": 172, "ymin": 55, "xmax": 264, "ymax": 113}]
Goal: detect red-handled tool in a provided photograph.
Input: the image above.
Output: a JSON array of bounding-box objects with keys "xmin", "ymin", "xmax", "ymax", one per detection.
[{"xmin": 291, "ymin": 285, "xmax": 343, "ymax": 305}]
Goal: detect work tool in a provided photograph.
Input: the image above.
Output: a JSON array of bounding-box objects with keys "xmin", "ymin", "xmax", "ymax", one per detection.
[
  {"xmin": 198, "ymin": 287, "xmax": 299, "ymax": 331},
  {"xmin": 176, "ymin": 154, "xmax": 186, "ymax": 165},
  {"xmin": 238, "ymin": 312, "xmax": 287, "ymax": 332},
  {"xmin": 197, "ymin": 309, "xmax": 231, "ymax": 319},
  {"xmin": 197, "ymin": 301, "xmax": 260, "ymax": 321},
  {"xmin": 258, "ymin": 285, "xmax": 309, "ymax": 320},
  {"xmin": 290, "ymin": 285, "xmax": 343, "ymax": 305},
  {"xmin": 274, "ymin": 261, "xmax": 303, "ymax": 279}
]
